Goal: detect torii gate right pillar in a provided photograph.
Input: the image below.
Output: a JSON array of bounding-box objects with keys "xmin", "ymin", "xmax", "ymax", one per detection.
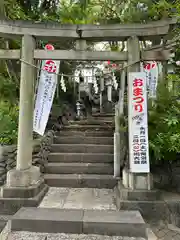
[{"xmin": 122, "ymin": 36, "xmax": 153, "ymax": 190}]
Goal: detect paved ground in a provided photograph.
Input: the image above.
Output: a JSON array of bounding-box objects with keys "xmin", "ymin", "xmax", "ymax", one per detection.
[
  {"xmin": 6, "ymin": 188, "xmax": 145, "ymax": 239},
  {"xmin": 149, "ymin": 191, "xmax": 180, "ymax": 239},
  {"xmin": 4, "ymin": 188, "xmax": 180, "ymax": 239},
  {"xmin": 150, "ymin": 223, "xmax": 180, "ymax": 239},
  {"xmin": 38, "ymin": 187, "xmax": 116, "ymax": 210},
  {"xmin": 8, "ymin": 232, "xmax": 146, "ymax": 240},
  {"xmin": 38, "ymin": 188, "xmax": 180, "ymax": 240},
  {"xmin": 4, "ymin": 216, "xmax": 180, "ymax": 240}
]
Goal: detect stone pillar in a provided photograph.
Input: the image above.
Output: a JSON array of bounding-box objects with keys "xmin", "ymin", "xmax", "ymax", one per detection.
[
  {"xmin": 100, "ymin": 92, "xmax": 103, "ymax": 113},
  {"xmin": 6, "ymin": 35, "xmax": 40, "ymax": 187},
  {"xmin": 105, "ymin": 75, "xmax": 113, "ymax": 103},
  {"xmin": 76, "ymin": 40, "xmax": 87, "ymax": 102},
  {"xmin": 119, "ymin": 67, "xmax": 125, "ymax": 115},
  {"xmin": 107, "ymin": 84, "xmax": 112, "ymax": 102},
  {"xmin": 122, "ymin": 36, "xmax": 153, "ymax": 191},
  {"xmin": 75, "ymin": 39, "xmax": 87, "ymax": 51},
  {"xmin": 114, "ymin": 104, "xmax": 120, "ymax": 177},
  {"xmin": 100, "ymin": 77, "xmax": 104, "ymax": 113},
  {"xmin": 116, "ymin": 41, "xmax": 159, "ymax": 216}
]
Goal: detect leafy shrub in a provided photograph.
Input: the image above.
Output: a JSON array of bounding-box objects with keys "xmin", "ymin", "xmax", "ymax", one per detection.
[
  {"xmin": 0, "ymin": 101, "xmax": 18, "ymax": 145},
  {"xmin": 148, "ymin": 76, "xmax": 180, "ymax": 165},
  {"xmin": 0, "ymin": 75, "xmax": 18, "ymax": 103}
]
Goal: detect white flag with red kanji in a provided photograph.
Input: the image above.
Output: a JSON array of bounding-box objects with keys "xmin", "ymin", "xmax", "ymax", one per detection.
[
  {"xmin": 33, "ymin": 44, "xmax": 60, "ymax": 136},
  {"xmin": 141, "ymin": 61, "xmax": 159, "ymax": 98}
]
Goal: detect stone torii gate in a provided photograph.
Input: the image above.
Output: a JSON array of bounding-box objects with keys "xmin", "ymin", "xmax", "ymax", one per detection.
[{"xmin": 0, "ymin": 19, "xmax": 176, "ymax": 199}]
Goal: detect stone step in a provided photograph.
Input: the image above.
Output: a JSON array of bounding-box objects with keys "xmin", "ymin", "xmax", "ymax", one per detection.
[
  {"xmin": 44, "ymin": 174, "xmax": 117, "ymax": 188},
  {"xmin": 51, "ymin": 144, "xmax": 113, "ymax": 153},
  {"xmin": 10, "ymin": 207, "xmax": 147, "ymax": 238},
  {"xmin": 90, "ymin": 117, "xmax": 114, "ymax": 122},
  {"xmin": 54, "ymin": 136, "xmax": 113, "ymax": 145},
  {"xmin": 92, "ymin": 113, "xmax": 114, "ymax": 117},
  {"xmin": 57, "ymin": 130, "xmax": 113, "ymax": 137},
  {"xmin": 45, "ymin": 163, "xmax": 113, "ymax": 175},
  {"xmin": 115, "ymin": 182, "xmax": 162, "ymax": 201},
  {"xmin": 39, "ymin": 187, "xmax": 117, "ymax": 210},
  {"xmin": 69, "ymin": 120, "xmax": 114, "ymax": 125},
  {"xmin": 0, "ymin": 185, "xmax": 49, "ymax": 215},
  {"xmin": 63, "ymin": 125, "xmax": 114, "ymax": 131},
  {"xmin": 48, "ymin": 153, "xmax": 113, "ymax": 163},
  {"xmin": 1, "ymin": 179, "xmax": 46, "ymax": 199}
]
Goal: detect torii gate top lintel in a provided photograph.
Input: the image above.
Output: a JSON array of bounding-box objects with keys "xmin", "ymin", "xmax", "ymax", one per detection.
[
  {"xmin": 0, "ymin": 18, "xmax": 177, "ymax": 62},
  {"xmin": 0, "ymin": 18, "xmax": 177, "ymax": 41}
]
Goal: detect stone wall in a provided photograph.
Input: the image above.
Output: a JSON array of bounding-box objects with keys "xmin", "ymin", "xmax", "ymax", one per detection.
[
  {"xmin": 153, "ymin": 166, "xmax": 180, "ymax": 228},
  {"xmin": 0, "ymin": 130, "xmax": 55, "ymax": 186},
  {"xmin": 153, "ymin": 165, "xmax": 180, "ymax": 193}
]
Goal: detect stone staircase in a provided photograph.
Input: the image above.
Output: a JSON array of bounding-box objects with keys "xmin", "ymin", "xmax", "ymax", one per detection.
[
  {"xmin": 44, "ymin": 114, "xmax": 117, "ymax": 189},
  {"xmin": 6, "ymin": 114, "xmax": 149, "ymax": 239}
]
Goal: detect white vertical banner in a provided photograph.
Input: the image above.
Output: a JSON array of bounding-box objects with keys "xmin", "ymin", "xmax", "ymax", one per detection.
[
  {"xmin": 33, "ymin": 44, "xmax": 60, "ymax": 136},
  {"xmin": 128, "ymin": 72, "xmax": 150, "ymax": 173},
  {"xmin": 141, "ymin": 61, "xmax": 159, "ymax": 98}
]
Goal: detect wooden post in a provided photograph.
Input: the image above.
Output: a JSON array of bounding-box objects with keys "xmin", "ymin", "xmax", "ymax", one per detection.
[{"xmin": 16, "ymin": 35, "xmax": 35, "ymax": 170}]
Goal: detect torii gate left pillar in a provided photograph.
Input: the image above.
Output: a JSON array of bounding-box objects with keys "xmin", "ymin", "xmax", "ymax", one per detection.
[{"xmin": 6, "ymin": 35, "xmax": 40, "ymax": 188}]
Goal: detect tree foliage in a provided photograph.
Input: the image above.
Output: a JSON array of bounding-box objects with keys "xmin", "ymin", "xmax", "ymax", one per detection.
[
  {"xmin": 0, "ymin": 101, "xmax": 18, "ymax": 145},
  {"xmin": 148, "ymin": 75, "xmax": 180, "ymax": 164},
  {"xmin": 57, "ymin": 0, "xmax": 179, "ymax": 24}
]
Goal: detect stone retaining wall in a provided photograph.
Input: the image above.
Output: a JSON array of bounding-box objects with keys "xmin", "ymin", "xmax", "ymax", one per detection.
[
  {"xmin": 0, "ymin": 130, "xmax": 55, "ymax": 186},
  {"xmin": 153, "ymin": 166, "xmax": 180, "ymax": 193}
]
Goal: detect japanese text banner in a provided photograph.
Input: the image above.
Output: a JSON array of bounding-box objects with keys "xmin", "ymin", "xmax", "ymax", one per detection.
[
  {"xmin": 128, "ymin": 72, "xmax": 150, "ymax": 173},
  {"xmin": 140, "ymin": 61, "xmax": 160, "ymax": 99},
  {"xmin": 33, "ymin": 51, "xmax": 60, "ymax": 136}
]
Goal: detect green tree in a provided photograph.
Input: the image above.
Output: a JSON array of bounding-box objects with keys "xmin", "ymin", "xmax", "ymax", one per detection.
[
  {"xmin": 148, "ymin": 77, "xmax": 180, "ymax": 164},
  {"xmin": 58, "ymin": 0, "xmax": 100, "ymax": 24}
]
